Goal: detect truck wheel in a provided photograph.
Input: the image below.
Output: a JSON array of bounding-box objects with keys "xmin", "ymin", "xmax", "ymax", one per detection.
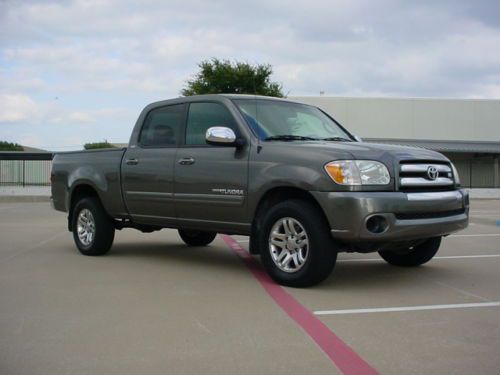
[
  {"xmin": 178, "ymin": 230, "xmax": 217, "ymax": 246},
  {"xmin": 378, "ymin": 237, "xmax": 441, "ymax": 267},
  {"xmin": 258, "ymin": 199, "xmax": 337, "ymax": 287},
  {"xmin": 72, "ymin": 197, "xmax": 115, "ymax": 256}
]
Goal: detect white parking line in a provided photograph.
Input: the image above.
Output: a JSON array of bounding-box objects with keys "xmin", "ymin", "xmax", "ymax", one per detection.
[
  {"xmin": 337, "ymin": 254, "xmax": 500, "ymax": 262},
  {"xmin": 433, "ymin": 254, "xmax": 500, "ymax": 259},
  {"xmin": 449, "ymin": 234, "xmax": 500, "ymax": 237},
  {"xmin": 314, "ymin": 302, "xmax": 500, "ymax": 315}
]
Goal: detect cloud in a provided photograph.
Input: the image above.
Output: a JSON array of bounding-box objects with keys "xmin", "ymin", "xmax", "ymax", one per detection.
[
  {"xmin": 1, "ymin": 0, "xmax": 500, "ymax": 149},
  {"xmin": 0, "ymin": 94, "xmax": 39, "ymax": 123}
]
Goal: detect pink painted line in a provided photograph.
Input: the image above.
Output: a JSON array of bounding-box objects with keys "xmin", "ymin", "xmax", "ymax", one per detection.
[{"xmin": 221, "ymin": 235, "xmax": 378, "ymax": 375}]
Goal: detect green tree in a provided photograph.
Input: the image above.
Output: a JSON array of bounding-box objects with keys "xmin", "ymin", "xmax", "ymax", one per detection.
[
  {"xmin": 182, "ymin": 58, "xmax": 284, "ymax": 97},
  {"xmin": 0, "ymin": 141, "xmax": 23, "ymax": 151},
  {"xmin": 83, "ymin": 140, "xmax": 116, "ymax": 150}
]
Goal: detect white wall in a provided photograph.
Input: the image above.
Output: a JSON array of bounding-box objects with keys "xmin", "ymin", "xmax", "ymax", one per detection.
[{"xmin": 291, "ymin": 97, "xmax": 500, "ymax": 142}]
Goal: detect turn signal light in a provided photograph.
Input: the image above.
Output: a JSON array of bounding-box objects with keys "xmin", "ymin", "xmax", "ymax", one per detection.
[{"xmin": 325, "ymin": 164, "xmax": 347, "ymax": 184}]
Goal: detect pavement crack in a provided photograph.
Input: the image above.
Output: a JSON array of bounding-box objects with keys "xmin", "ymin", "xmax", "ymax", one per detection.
[
  {"xmin": 0, "ymin": 231, "xmax": 66, "ymax": 264},
  {"xmin": 431, "ymin": 280, "xmax": 491, "ymax": 302},
  {"xmin": 194, "ymin": 318, "xmax": 212, "ymax": 334}
]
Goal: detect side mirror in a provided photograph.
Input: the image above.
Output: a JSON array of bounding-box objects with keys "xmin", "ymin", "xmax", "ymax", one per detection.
[
  {"xmin": 206, "ymin": 126, "xmax": 237, "ymax": 146},
  {"xmin": 353, "ymin": 134, "xmax": 363, "ymax": 142}
]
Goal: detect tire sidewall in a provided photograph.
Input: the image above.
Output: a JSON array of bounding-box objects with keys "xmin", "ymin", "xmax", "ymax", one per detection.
[
  {"xmin": 258, "ymin": 200, "xmax": 336, "ymax": 286},
  {"xmin": 72, "ymin": 199, "xmax": 95, "ymax": 251},
  {"xmin": 378, "ymin": 237, "xmax": 441, "ymax": 266},
  {"xmin": 72, "ymin": 197, "xmax": 114, "ymax": 255},
  {"xmin": 178, "ymin": 229, "xmax": 217, "ymax": 246}
]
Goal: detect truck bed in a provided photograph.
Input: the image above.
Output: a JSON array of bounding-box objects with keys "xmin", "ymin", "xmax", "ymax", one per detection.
[{"xmin": 51, "ymin": 148, "xmax": 128, "ymax": 217}]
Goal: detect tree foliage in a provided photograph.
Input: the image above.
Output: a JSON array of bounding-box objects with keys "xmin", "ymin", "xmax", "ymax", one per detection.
[
  {"xmin": 83, "ymin": 140, "xmax": 116, "ymax": 150},
  {"xmin": 0, "ymin": 141, "xmax": 23, "ymax": 151},
  {"xmin": 182, "ymin": 58, "xmax": 284, "ymax": 97}
]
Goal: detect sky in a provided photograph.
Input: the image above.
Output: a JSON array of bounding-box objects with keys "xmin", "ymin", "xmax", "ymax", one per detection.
[{"xmin": 1, "ymin": 0, "xmax": 500, "ymax": 151}]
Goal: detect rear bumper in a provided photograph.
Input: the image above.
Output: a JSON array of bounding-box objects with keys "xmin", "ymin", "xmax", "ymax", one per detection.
[{"xmin": 311, "ymin": 189, "xmax": 469, "ymax": 242}]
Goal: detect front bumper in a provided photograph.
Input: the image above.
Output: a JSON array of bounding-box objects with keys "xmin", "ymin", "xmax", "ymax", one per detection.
[{"xmin": 311, "ymin": 189, "xmax": 469, "ymax": 242}]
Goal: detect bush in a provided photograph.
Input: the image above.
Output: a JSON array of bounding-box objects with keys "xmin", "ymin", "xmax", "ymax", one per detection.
[
  {"xmin": 0, "ymin": 141, "xmax": 23, "ymax": 151},
  {"xmin": 83, "ymin": 140, "xmax": 116, "ymax": 150}
]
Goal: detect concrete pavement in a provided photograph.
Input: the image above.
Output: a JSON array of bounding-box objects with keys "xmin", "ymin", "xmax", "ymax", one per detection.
[{"xmin": 1, "ymin": 200, "xmax": 500, "ymax": 374}]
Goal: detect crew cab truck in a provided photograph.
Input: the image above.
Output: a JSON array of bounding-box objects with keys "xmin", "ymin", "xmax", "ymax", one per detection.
[{"xmin": 51, "ymin": 94, "xmax": 469, "ymax": 287}]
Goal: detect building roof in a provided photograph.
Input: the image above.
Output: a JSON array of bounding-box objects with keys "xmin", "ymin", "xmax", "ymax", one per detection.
[
  {"xmin": 0, "ymin": 151, "xmax": 53, "ymax": 160},
  {"xmin": 20, "ymin": 145, "xmax": 49, "ymax": 152},
  {"xmin": 111, "ymin": 143, "xmax": 128, "ymax": 148},
  {"xmin": 365, "ymin": 138, "xmax": 500, "ymax": 154}
]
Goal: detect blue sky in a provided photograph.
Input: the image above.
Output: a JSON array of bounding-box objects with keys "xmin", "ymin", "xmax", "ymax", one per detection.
[{"xmin": 1, "ymin": 0, "xmax": 500, "ymax": 151}]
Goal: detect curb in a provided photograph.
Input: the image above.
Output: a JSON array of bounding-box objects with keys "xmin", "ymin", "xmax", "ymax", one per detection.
[{"xmin": 0, "ymin": 196, "xmax": 51, "ymax": 203}]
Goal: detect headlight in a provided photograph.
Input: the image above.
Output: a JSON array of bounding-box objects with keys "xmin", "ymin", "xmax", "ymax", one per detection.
[
  {"xmin": 324, "ymin": 160, "xmax": 390, "ymax": 185},
  {"xmin": 451, "ymin": 162, "xmax": 460, "ymax": 186}
]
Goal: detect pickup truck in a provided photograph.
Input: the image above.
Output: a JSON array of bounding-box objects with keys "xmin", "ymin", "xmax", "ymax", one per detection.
[{"xmin": 51, "ymin": 94, "xmax": 469, "ymax": 287}]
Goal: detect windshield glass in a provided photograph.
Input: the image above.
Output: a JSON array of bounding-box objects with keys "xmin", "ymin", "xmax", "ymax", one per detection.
[{"xmin": 233, "ymin": 99, "xmax": 352, "ymax": 141}]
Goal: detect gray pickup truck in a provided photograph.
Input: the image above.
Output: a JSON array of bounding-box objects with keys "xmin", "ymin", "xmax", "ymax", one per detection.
[{"xmin": 51, "ymin": 94, "xmax": 469, "ymax": 286}]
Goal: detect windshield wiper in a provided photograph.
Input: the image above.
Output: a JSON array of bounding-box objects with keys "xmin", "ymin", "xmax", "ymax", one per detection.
[
  {"xmin": 320, "ymin": 137, "xmax": 353, "ymax": 142},
  {"xmin": 264, "ymin": 135, "xmax": 319, "ymax": 141}
]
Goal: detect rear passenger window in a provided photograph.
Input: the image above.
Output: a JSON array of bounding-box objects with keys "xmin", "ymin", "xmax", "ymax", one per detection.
[
  {"xmin": 186, "ymin": 102, "xmax": 236, "ymax": 145},
  {"xmin": 139, "ymin": 104, "xmax": 184, "ymax": 147}
]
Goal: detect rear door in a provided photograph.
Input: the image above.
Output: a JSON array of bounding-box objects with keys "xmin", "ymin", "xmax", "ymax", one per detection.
[
  {"xmin": 121, "ymin": 103, "xmax": 185, "ymax": 225},
  {"xmin": 174, "ymin": 101, "xmax": 250, "ymax": 231}
]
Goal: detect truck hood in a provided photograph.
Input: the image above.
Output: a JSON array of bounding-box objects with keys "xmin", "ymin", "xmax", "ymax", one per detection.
[{"xmin": 284, "ymin": 140, "xmax": 449, "ymax": 163}]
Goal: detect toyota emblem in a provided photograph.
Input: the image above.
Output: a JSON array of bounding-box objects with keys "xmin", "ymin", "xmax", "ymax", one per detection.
[{"xmin": 427, "ymin": 166, "xmax": 438, "ymax": 180}]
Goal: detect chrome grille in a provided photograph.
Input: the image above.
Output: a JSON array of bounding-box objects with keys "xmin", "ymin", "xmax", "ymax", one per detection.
[{"xmin": 399, "ymin": 162, "xmax": 454, "ymax": 190}]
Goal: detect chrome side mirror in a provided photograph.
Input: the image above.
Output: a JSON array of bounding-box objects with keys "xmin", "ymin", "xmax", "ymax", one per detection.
[
  {"xmin": 353, "ymin": 134, "xmax": 363, "ymax": 142},
  {"xmin": 206, "ymin": 126, "xmax": 237, "ymax": 146}
]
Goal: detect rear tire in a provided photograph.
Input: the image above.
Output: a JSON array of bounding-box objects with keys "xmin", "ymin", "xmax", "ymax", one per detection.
[
  {"xmin": 72, "ymin": 197, "xmax": 115, "ymax": 256},
  {"xmin": 178, "ymin": 229, "xmax": 217, "ymax": 246},
  {"xmin": 258, "ymin": 199, "xmax": 337, "ymax": 287},
  {"xmin": 378, "ymin": 237, "xmax": 441, "ymax": 266}
]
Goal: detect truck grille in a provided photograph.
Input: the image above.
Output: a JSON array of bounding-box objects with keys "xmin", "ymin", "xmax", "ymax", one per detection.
[{"xmin": 398, "ymin": 162, "xmax": 455, "ymax": 191}]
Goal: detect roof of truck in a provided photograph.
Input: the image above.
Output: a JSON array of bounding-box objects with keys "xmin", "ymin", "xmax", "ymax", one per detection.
[{"xmin": 145, "ymin": 94, "xmax": 304, "ymax": 111}]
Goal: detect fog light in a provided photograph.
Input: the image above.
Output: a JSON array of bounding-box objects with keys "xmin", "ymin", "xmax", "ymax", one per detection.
[{"xmin": 366, "ymin": 215, "xmax": 389, "ymax": 234}]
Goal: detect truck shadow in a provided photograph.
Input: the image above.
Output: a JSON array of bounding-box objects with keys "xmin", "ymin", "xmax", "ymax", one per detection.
[
  {"xmin": 109, "ymin": 241, "xmax": 247, "ymax": 276},
  {"xmin": 107, "ymin": 240, "xmax": 454, "ymax": 291}
]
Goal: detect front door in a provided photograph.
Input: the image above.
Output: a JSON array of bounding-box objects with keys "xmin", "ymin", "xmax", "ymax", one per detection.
[{"xmin": 174, "ymin": 101, "xmax": 249, "ymax": 231}]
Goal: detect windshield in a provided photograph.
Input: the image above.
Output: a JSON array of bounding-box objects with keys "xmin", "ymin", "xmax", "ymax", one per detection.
[{"xmin": 233, "ymin": 99, "xmax": 352, "ymax": 141}]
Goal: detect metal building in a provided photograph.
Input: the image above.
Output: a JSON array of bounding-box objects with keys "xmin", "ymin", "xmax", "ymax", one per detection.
[{"xmin": 293, "ymin": 97, "xmax": 500, "ymax": 188}]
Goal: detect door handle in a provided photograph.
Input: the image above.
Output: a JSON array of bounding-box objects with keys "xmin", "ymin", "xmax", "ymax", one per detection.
[
  {"xmin": 178, "ymin": 157, "xmax": 195, "ymax": 165},
  {"xmin": 125, "ymin": 158, "xmax": 139, "ymax": 165}
]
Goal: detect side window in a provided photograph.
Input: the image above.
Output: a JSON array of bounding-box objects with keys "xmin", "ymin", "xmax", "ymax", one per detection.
[
  {"xmin": 139, "ymin": 104, "xmax": 184, "ymax": 147},
  {"xmin": 186, "ymin": 102, "xmax": 236, "ymax": 145}
]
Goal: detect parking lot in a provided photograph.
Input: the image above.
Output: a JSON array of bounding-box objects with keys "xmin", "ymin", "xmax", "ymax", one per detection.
[{"xmin": 1, "ymin": 200, "xmax": 499, "ymax": 374}]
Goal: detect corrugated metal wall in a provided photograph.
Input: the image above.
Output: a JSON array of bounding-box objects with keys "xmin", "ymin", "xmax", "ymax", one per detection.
[
  {"xmin": 292, "ymin": 97, "xmax": 500, "ymax": 143},
  {"xmin": 292, "ymin": 96, "xmax": 500, "ymax": 189},
  {"xmin": 446, "ymin": 154, "xmax": 499, "ymax": 188}
]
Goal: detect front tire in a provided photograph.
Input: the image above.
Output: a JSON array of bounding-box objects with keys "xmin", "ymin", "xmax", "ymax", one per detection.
[
  {"xmin": 72, "ymin": 197, "xmax": 115, "ymax": 256},
  {"xmin": 378, "ymin": 237, "xmax": 441, "ymax": 266},
  {"xmin": 178, "ymin": 229, "xmax": 217, "ymax": 246},
  {"xmin": 258, "ymin": 199, "xmax": 337, "ymax": 287}
]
